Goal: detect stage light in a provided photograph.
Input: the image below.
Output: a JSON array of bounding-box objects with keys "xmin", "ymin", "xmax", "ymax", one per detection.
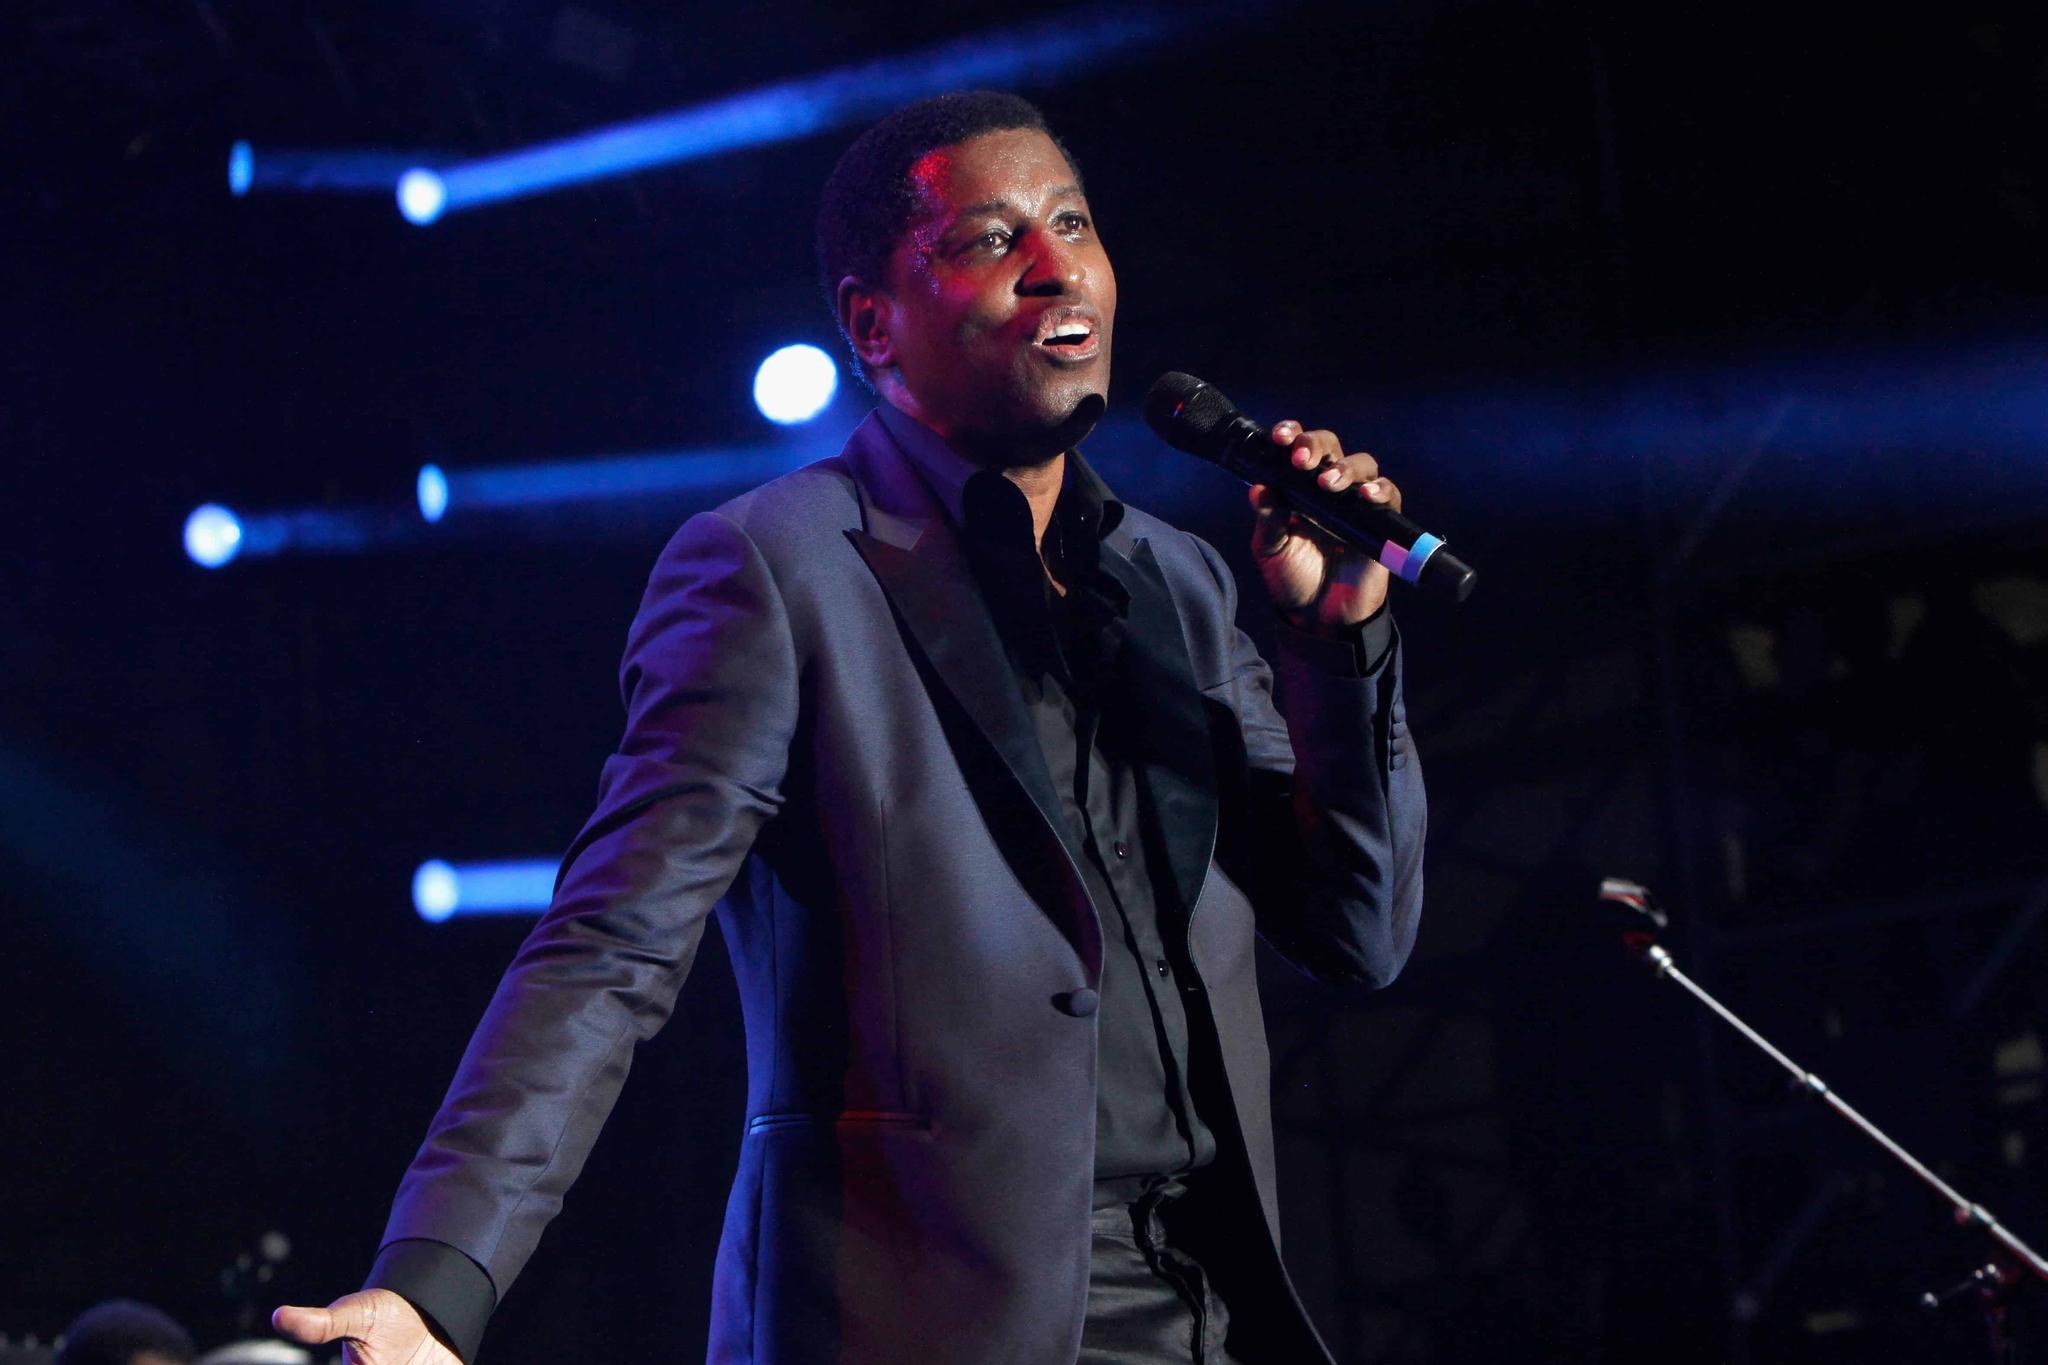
[
  {"xmin": 412, "ymin": 858, "xmax": 559, "ymax": 921},
  {"xmin": 397, "ymin": 168, "xmax": 448, "ymax": 226},
  {"xmin": 226, "ymin": 145, "xmax": 444, "ymax": 198},
  {"xmin": 397, "ymin": 1, "xmax": 1232, "ymax": 221},
  {"xmin": 412, "ymin": 860, "xmax": 459, "ymax": 923},
  {"xmin": 417, "ymin": 464, "xmax": 449, "ymax": 523},
  {"xmin": 179, "ymin": 441, "xmax": 842, "ymax": 559},
  {"xmin": 228, "ymin": 140, "xmax": 254, "ymax": 197},
  {"xmin": 753, "ymin": 344, "xmax": 838, "ymax": 425},
  {"xmin": 184, "ymin": 504, "xmax": 244, "ymax": 569},
  {"xmin": 440, "ymin": 441, "xmax": 838, "ymax": 513},
  {"xmin": 174, "ymin": 503, "xmax": 430, "ymax": 566}
]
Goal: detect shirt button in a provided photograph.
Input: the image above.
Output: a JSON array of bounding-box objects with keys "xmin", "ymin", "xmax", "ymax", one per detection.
[
  {"xmin": 1114, "ymin": 841, "xmax": 1129, "ymax": 859},
  {"xmin": 1155, "ymin": 958, "xmax": 1170, "ymax": 978}
]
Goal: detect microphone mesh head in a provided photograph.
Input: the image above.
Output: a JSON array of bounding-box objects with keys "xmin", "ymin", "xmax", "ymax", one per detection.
[{"xmin": 1143, "ymin": 372, "xmax": 1240, "ymax": 460}]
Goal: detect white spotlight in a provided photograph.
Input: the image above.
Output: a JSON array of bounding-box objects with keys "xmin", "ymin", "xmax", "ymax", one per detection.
[
  {"xmin": 412, "ymin": 860, "xmax": 460, "ymax": 923},
  {"xmin": 752, "ymin": 344, "xmax": 839, "ymax": 425},
  {"xmin": 184, "ymin": 504, "xmax": 244, "ymax": 569},
  {"xmin": 397, "ymin": 168, "xmax": 448, "ymax": 226}
]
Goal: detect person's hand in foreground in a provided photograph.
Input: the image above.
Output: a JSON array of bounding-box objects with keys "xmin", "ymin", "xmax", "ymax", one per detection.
[{"xmin": 273, "ymin": 1289, "xmax": 461, "ymax": 1365}]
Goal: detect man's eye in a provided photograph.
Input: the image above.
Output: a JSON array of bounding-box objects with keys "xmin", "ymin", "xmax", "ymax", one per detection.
[
  {"xmin": 969, "ymin": 229, "xmax": 1009, "ymax": 253},
  {"xmin": 1056, "ymin": 213, "xmax": 1091, "ymax": 235}
]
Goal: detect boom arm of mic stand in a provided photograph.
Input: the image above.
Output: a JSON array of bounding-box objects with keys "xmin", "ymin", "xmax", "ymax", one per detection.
[{"xmin": 1638, "ymin": 942, "xmax": 2048, "ymax": 1284}]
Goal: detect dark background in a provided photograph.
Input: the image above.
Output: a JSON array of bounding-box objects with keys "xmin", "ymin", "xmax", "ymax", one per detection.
[{"xmin": 8, "ymin": 2, "xmax": 2048, "ymax": 1361}]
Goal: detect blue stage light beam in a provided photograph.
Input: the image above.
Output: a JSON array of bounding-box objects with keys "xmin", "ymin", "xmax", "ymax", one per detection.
[
  {"xmin": 228, "ymin": 140, "xmax": 253, "ymax": 195},
  {"xmin": 417, "ymin": 464, "xmax": 450, "ymax": 523},
  {"xmin": 0, "ymin": 740, "xmax": 305, "ymax": 1119},
  {"xmin": 184, "ymin": 440, "xmax": 845, "ymax": 566},
  {"xmin": 413, "ymin": 858, "xmax": 559, "ymax": 921},
  {"xmin": 753, "ymin": 344, "xmax": 839, "ymax": 425},
  {"xmin": 394, "ymin": 1, "xmax": 1230, "ymax": 223},
  {"xmin": 181, "ymin": 502, "xmax": 420, "ymax": 567},
  {"xmin": 227, "ymin": 141, "xmax": 441, "ymax": 197},
  {"xmin": 418, "ymin": 438, "xmax": 840, "ymax": 520}
]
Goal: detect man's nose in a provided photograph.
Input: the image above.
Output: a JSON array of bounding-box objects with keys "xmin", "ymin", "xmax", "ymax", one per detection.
[{"xmin": 1016, "ymin": 230, "xmax": 1082, "ymax": 295}]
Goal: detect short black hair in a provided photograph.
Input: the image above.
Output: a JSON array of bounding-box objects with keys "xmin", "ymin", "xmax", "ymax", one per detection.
[
  {"xmin": 815, "ymin": 90, "xmax": 1082, "ymax": 378},
  {"xmin": 56, "ymin": 1299, "xmax": 194, "ymax": 1365}
]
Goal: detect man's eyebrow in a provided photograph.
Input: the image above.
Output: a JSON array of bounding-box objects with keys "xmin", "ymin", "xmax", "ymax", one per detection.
[
  {"xmin": 945, "ymin": 199, "xmax": 1011, "ymax": 224},
  {"xmin": 941, "ymin": 186, "xmax": 1089, "ymax": 229}
]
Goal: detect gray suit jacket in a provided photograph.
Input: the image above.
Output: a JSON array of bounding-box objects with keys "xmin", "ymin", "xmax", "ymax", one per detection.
[{"xmin": 371, "ymin": 408, "xmax": 1427, "ymax": 1363}]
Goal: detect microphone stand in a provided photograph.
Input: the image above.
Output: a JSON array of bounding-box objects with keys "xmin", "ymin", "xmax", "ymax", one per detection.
[{"xmin": 1598, "ymin": 879, "xmax": 2048, "ymax": 1362}]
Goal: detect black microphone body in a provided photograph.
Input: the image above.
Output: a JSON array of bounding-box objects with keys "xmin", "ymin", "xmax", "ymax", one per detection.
[{"xmin": 1143, "ymin": 371, "xmax": 1477, "ymax": 602}]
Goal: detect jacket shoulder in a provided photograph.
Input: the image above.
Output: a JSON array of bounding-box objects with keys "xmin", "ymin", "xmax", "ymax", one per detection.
[{"xmin": 708, "ymin": 457, "xmax": 863, "ymax": 554}]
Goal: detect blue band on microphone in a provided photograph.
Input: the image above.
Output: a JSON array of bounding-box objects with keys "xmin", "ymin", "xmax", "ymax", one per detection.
[{"xmin": 1398, "ymin": 532, "xmax": 1444, "ymax": 585}]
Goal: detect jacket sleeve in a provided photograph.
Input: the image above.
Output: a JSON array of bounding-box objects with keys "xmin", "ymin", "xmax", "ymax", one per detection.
[
  {"xmin": 366, "ymin": 509, "xmax": 799, "ymax": 1359},
  {"xmin": 1193, "ymin": 538, "xmax": 1426, "ymax": 988}
]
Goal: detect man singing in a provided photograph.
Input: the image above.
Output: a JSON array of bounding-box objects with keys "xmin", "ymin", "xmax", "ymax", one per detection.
[{"xmin": 278, "ymin": 90, "xmax": 1426, "ymax": 1364}]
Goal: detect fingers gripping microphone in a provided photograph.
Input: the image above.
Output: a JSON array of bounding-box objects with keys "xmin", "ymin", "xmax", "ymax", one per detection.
[{"xmin": 1143, "ymin": 372, "xmax": 1477, "ymax": 602}]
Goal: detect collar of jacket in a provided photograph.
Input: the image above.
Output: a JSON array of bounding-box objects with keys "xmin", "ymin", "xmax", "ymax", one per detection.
[{"xmin": 871, "ymin": 399, "xmax": 1127, "ymax": 543}]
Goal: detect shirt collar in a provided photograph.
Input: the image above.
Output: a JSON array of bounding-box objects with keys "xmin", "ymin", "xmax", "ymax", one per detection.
[{"xmin": 874, "ymin": 399, "xmax": 1125, "ymax": 541}]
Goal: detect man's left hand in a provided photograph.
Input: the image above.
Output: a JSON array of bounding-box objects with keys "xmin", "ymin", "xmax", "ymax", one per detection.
[{"xmin": 1249, "ymin": 419, "xmax": 1403, "ymax": 631}]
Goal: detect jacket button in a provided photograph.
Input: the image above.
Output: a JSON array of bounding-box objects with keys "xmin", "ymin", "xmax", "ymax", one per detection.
[
  {"xmin": 1057, "ymin": 988, "xmax": 1100, "ymax": 1018},
  {"xmin": 1114, "ymin": 841, "xmax": 1129, "ymax": 859}
]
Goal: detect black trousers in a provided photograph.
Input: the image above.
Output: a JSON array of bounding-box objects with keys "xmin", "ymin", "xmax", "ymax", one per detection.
[{"xmin": 1078, "ymin": 1178, "xmax": 1250, "ymax": 1365}]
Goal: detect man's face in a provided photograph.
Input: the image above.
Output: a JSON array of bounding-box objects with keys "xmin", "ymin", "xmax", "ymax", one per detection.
[{"xmin": 867, "ymin": 127, "xmax": 1115, "ymax": 461}]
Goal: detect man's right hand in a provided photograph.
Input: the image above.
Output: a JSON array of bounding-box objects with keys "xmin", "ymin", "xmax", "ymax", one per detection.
[{"xmin": 273, "ymin": 1289, "xmax": 460, "ymax": 1365}]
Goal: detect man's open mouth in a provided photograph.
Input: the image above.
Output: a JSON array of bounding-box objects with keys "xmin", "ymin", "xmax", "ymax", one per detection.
[{"xmin": 1032, "ymin": 309, "xmax": 1101, "ymax": 360}]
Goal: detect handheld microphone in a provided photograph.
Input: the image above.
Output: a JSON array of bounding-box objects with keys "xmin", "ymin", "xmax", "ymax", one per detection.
[{"xmin": 1142, "ymin": 371, "xmax": 1477, "ymax": 602}]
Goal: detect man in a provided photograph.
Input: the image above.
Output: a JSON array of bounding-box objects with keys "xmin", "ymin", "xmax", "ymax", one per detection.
[{"xmin": 277, "ymin": 91, "xmax": 1425, "ymax": 1363}]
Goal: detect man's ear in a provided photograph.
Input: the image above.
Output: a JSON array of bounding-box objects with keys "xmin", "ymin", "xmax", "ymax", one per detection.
[{"xmin": 837, "ymin": 276, "xmax": 895, "ymax": 374}]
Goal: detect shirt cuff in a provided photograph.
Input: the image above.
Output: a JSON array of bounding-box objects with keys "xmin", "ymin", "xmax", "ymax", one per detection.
[
  {"xmin": 366, "ymin": 1238, "xmax": 497, "ymax": 1364},
  {"xmin": 1274, "ymin": 605, "xmax": 1395, "ymax": 679}
]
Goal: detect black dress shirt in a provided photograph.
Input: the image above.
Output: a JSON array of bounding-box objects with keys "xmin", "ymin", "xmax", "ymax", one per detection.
[
  {"xmin": 952, "ymin": 448, "xmax": 1218, "ymax": 1203},
  {"xmin": 876, "ymin": 403, "xmax": 1392, "ymax": 1208}
]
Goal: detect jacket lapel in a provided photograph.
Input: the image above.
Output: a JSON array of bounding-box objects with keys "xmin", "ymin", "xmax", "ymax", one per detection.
[
  {"xmin": 841, "ymin": 416, "xmax": 1103, "ymax": 978},
  {"xmin": 1097, "ymin": 537, "xmax": 1220, "ymax": 923}
]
